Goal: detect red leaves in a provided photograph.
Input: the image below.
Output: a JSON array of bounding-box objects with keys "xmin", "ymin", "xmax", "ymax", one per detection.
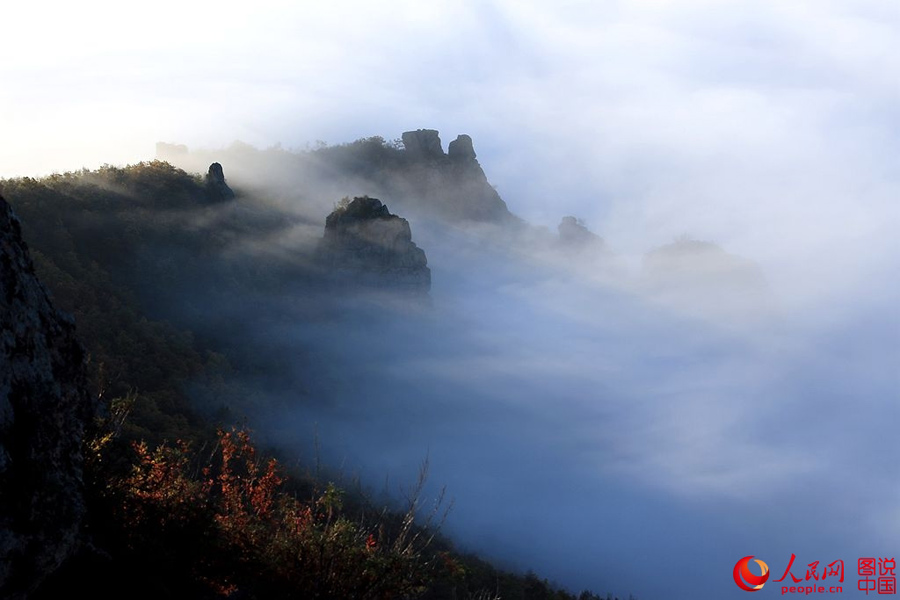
[
  {"xmin": 106, "ymin": 427, "xmax": 434, "ymax": 598},
  {"xmin": 122, "ymin": 439, "xmax": 203, "ymax": 529},
  {"xmin": 212, "ymin": 428, "xmax": 284, "ymax": 548}
]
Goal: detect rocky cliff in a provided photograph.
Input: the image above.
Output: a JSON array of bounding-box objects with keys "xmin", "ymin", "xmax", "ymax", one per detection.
[
  {"xmin": 317, "ymin": 196, "xmax": 431, "ymax": 293},
  {"xmin": 0, "ymin": 195, "xmax": 94, "ymax": 598},
  {"xmin": 396, "ymin": 129, "xmax": 514, "ymax": 223}
]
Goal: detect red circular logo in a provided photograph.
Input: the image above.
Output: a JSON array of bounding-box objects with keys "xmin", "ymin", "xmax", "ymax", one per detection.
[{"xmin": 734, "ymin": 555, "xmax": 770, "ymax": 592}]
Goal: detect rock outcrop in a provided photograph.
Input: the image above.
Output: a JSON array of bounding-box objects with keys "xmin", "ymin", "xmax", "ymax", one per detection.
[
  {"xmin": 558, "ymin": 216, "xmax": 605, "ymax": 249},
  {"xmin": 396, "ymin": 129, "xmax": 514, "ymax": 223},
  {"xmin": 317, "ymin": 196, "xmax": 431, "ymax": 293},
  {"xmin": 448, "ymin": 134, "xmax": 476, "ymax": 161},
  {"xmin": 401, "ymin": 129, "xmax": 445, "ymax": 161},
  {"xmin": 205, "ymin": 162, "xmax": 235, "ymax": 201},
  {"xmin": 0, "ymin": 195, "xmax": 94, "ymax": 598}
]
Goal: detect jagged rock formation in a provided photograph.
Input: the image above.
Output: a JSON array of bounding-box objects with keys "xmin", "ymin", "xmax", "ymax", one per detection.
[
  {"xmin": 396, "ymin": 129, "xmax": 514, "ymax": 223},
  {"xmin": 401, "ymin": 129, "xmax": 445, "ymax": 161},
  {"xmin": 0, "ymin": 196, "xmax": 94, "ymax": 598},
  {"xmin": 448, "ymin": 134, "xmax": 476, "ymax": 161},
  {"xmin": 205, "ymin": 162, "xmax": 235, "ymax": 201},
  {"xmin": 558, "ymin": 216, "xmax": 605, "ymax": 250},
  {"xmin": 317, "ymin": 196, "xmax": 430, "ymax": 293},
  {"xmin": 153, "ymin": 129, "xmax": 518, "ymax": 224}
]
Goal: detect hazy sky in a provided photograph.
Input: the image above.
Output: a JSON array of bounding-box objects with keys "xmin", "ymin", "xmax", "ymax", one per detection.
[
  {"xmin": 3, "ymin": 2, "xmax": 899, "ymax": 598},
  {"xmin": 3, "ymin": 0, "xmax": 898, "ymax": 278}
]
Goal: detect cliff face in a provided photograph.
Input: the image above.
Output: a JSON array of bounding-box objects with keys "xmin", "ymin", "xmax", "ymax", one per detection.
[
  {"xmin": 0, "ymin": 195, "xmax": 94, "ymax": 598},
  {"xmin": 317, "ymin": 196, "xmax": 431, "ymax": 293}
]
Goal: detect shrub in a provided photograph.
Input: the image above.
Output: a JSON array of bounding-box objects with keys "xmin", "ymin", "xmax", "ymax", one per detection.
[{"xmin": 102, "ymin": 427, "xmax": 439, "ymax": 599}]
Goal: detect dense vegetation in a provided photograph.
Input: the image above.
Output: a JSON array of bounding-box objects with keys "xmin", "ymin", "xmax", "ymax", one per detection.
[{"xmin": 2, "ymin": 161, "xmax": 614, "ymax": 599}]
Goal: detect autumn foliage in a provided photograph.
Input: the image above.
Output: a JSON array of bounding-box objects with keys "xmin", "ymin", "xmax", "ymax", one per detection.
[{"xmin": 105, "ymin": 428, "xmax": 435, "ymax": 599}]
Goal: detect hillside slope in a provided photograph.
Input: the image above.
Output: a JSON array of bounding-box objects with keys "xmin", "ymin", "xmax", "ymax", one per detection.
[{"xmin": 1, "ymin": 161, "xmax": 611, "ymax": 600}]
